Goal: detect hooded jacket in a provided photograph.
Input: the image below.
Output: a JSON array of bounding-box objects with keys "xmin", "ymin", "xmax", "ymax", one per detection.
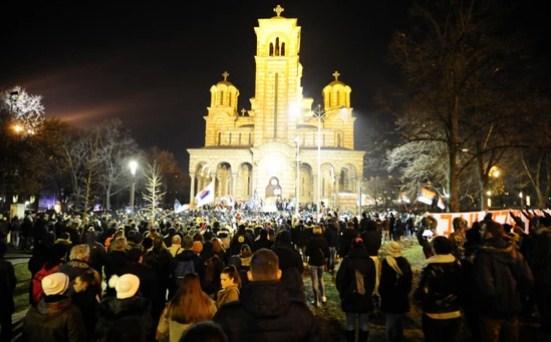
[
  {"xmin": 213, "ymin": 281, "xmax": 319, "ymax": 342},
  {"xmin": 23, "ymin": 296, "xmax": 86, "ymax": 342},
  {"xmin": 474, "ymin": 237, "xmax": 533, "ymax": 319}
]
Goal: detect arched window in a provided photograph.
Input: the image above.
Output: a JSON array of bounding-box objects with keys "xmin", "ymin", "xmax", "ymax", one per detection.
[
  {"xmin": 238, "ymin": 133, "xmax": 242, "ymax": 145},
  {"xmin": 229, "ymin": 132, "xmax": 232, "ymax": 145},
  {"xmin": 269, "ymin": 43, "xmax": 274, "ymax": 56},
  {"xmin": 217, "ymin": 132, "xmax": 222, "ymax": 145},
  {"xmin": 337, "ymin": 133, "xmax": 342, "ymax": 147},
  {"xmin": 281, "ymin": 42, "xmax": 285, "ymax": 56},
  {"xmin": 275, "ymin": 37, "xmax": 280, "ymax": 56},
  {"xmin": 219, "ymin": 91, "xmax": 224, "ymax": 105}
]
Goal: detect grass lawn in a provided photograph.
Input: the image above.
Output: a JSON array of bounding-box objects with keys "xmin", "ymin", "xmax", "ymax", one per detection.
[
  {"xmin": 304, "ymin": 238, "xmax": 426, "ymax": 342},
  {"xmin": 13, "ymin": 262, "xmax": 31, "ymax": 313}
]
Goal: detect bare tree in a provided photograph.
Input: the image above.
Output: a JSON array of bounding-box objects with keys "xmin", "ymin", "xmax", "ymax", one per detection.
[
  {"xmin": 142, "ymin": 161, "xmax": 166, "ymax": 225},
  {"xmin": 389, "ymin": 0, "xmax": 523, "ymax": 211}
]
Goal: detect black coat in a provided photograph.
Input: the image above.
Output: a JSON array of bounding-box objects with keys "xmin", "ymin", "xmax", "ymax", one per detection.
[
  {"xmin": 414, "ymin": 254, "xmax": 463, "ymax": 314},
  {"xmin": 473, "ymin": 237, "xmax": 533, "ymax": 319},
  {"xmin": 379, "ymin": 256, "xmax": 412, "ymax": 314},
  {"xmin": 336, "ymin": 247, "xmax": 376, "ymax": 313},
  {"xmin": 305, "ymin": 235, "xmax": 330, "ymax": 266},
  {"xmin": 0, "ymin": 258, "xmax": 16, "ymax": 314},
  {"xmin": 23, "ymin": 297, "xmax": 86, "ymax": 342},
  {"xmin": 213, "ymin": 281, "xmax": 320, "ymax": 342},
  {"xmin": 95, "ymin": 296, "xmax": 152, "ymax": 341}
]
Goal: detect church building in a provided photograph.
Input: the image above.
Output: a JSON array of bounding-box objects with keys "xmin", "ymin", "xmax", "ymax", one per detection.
[{"xmin": 187, "ymin": 5, "xmax": 364, "ymax": 211}]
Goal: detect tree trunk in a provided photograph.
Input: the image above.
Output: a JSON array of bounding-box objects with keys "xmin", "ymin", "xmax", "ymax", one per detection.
[
  {"xmin": 448, "ymin": 96, "xmax": 460, "ymax": 212},
  {"xmin": 105, "ymin": 182, "xmax": 112, "ymax": 211},
  {"xmin": 83, "ymin": 169, "xmax": 92, "ymax": 218}
]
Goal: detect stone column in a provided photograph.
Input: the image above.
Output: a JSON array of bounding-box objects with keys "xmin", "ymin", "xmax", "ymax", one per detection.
[
  {"xmin": 189, "ymin": 173, "xmax": 196, "ymax": 204},
  {"xmin": 232, "ymin": 173, "xmax": 238, "ymax": 199}
]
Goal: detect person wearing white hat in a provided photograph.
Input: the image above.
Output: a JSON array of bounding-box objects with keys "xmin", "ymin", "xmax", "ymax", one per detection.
[
  {"xmin": 23, "ymin": 272, "xmax": 86, "ymax": 342},
  {"xmin": 96, "ymin": 273, "xmax": 153, "ymax": 341},
  {"xmin": 379, "ymin": 242, "xmax": 413, "ymax": 342}
]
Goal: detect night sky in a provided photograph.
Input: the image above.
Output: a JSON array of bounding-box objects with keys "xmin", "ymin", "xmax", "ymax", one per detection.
[{"xmin": 1, "ymin": 0, "xmax": 549, "ymax": 170}]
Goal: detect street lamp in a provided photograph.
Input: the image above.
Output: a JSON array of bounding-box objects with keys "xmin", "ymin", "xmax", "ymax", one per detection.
[
  {"xmin": 313, "ymin": 104, "xmax": 327, "ymax": 220},
  {"xmin": 128, "ymin": 160, "xmax": 139, "ymax": 212},
  {"xmin": 294, "ymin": 136, "xmax": 300, "ymax": 216},
  {"xmin": 519, "ymin": 191, "xmax": 524, "ymax": 209}
]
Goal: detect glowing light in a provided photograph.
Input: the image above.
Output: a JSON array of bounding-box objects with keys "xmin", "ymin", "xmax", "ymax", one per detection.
[
  {"xmin": 486, "ymin": 190, "xmax": 492, "ymax": 196},
  {"xmin": 128, "ymin": 160, "xmax": 139, "ymax": 176},
  {"xmin": 519, "ymin": 192, "xmax": 523, "ymax": 199},
  {"xmin": 489, "ymin": 166, "xmax": 501, "ymax": 178},
  {"xmin": 288, "ymin": 102, "xmax": 301, "ymax": 118},
  {"xmin": 12, "ymin": 124, "xmax": 24, "ymax": 134}
]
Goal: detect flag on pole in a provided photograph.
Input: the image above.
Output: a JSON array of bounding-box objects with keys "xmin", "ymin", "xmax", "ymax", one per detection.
[
  {"xmin": 195, "ymin": 180, "xmax": 215, "ymax": 207},
  {"xmin": 437, "ymin": 197, "xmax": 446, "ymax": 210},
  {"xmin": 417, "ymin": 187, "xmax": 436, "ymax": 205},
  {"xmin": 174, "ymin": 199, "xmax": 189, "ymax": 213}
]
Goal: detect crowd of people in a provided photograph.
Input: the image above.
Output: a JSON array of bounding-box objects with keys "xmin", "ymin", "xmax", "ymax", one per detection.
[{"xmin": 0, "ymin": 208, "xmax": 550, "ymax": 342}]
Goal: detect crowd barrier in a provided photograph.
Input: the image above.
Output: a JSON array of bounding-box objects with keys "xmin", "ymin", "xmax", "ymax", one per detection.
[{"xmin": 428, "ymin": 209, "xmax": 550, "ymax": 236}]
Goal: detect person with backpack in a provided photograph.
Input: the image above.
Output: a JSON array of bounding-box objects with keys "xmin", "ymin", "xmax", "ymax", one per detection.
[
  {"xmin": 171, "ymin": 235, "xmax": 204, "ymax": 297},
  {"xmin": 379, "ymin": 241, "xmax": 412, "ymax": 342},
  {"xmin": 336, "ymin": 237, "xmax": 376, "ymax": 342}
]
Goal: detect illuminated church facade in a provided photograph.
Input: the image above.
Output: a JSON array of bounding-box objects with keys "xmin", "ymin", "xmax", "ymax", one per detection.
[{"xmin": 187, "ymin": 5, "xmax": 364, "ymax": 211}]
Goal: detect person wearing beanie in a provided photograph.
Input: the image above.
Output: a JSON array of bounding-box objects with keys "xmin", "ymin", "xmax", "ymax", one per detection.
[
  {"xmin": 379, "ymin": 241, "xmax": 412, "ymax": 342},
  {"xmin": 473, "ymin": 220, "xmax": 533, "ymax": 342},
  {"xmin": 414, "ymin": 236, "xmax": 463, "ymax": 342},
  {"xmin": 96, "ymin": 273, "xmax": 153, "ymax": 341},
  {"xmin": 336, "ymin": 237, "xmax": 376, "ymax": 342},
  {"xmin": 23, "ymin": 272, "xmax": 86, "ymax": 342}
]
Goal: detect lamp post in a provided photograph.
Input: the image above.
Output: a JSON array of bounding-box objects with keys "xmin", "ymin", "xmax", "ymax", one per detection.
[
  {"xmin": 313, "ymin": 104, "xmax": 327, "ymax": 220},
  {"xmin": 294, "ymin": 136, "xmax": 300, "ymax": 216},
  {"xmin": 128, "ymin": 160, "xmax": 139, "ymax": 212}
]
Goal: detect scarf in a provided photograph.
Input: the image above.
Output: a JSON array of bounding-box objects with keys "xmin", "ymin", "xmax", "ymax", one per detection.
[{"xmin": 385, "ymin": 256, "xmax": 403, "ymax": 277}]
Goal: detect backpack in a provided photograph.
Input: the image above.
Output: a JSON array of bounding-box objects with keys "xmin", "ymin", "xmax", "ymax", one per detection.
[{"xmin": 174, "ymin": 258, "xmax": 196, "ymax": 279}]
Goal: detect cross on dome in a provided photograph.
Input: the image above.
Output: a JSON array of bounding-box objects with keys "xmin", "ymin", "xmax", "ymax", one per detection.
[
  {"xmin": 241, "ymin": 108, "xmax": 247, "ymax": 116},
  {"xmin": 273, "ymin": 4, "xmax": 284, "ymax": 17},
  {"xmin": 222, "ymin": 71, "xmax": 230, "ymax": 81},
  {"xmin": 332, "ymin": 70, "xmax": 341, "ymax": 81}
]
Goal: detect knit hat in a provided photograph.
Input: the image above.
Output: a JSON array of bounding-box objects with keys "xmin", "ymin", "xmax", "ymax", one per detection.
[
  {"xmin": 109, "ymin": 274, "xmax": 140, "ymax": 299},
  {"xmin": 386, "ymin": 241, "xmax": 402, "ymax": 257},
  {"xmin": 42, "ymin": 272, "xmax": 70, "ymax": 296}
]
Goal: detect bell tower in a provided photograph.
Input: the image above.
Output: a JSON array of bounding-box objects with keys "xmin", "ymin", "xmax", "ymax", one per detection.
[{"xmin": 251, "ymin": 5, "xmax": 304, "ymax": 146}]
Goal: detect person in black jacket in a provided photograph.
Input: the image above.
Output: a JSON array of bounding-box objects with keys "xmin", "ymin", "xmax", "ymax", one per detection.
[
  {"xmin": 414, "ymin": 236, "xmax": 463, "ymax": 342},
  {"xmin": 213, "ymin": 248, "xmax": 319, "ymax": 342},
  {"xmin": 0, "ymin": 241, "xmax": 16, "ymax": 342},
  {"xmin": 305, "ymin": 225, "xmax": 330, "ymax": 307},
  {"xmin": 473, "ymin": 220, "xmax": 533, "ymax": 342},
  {"xmin": 379, "ymin": 241, "xmax": 412, "ymax": 342},
  {"xmin": 272, "ymin": 230, "xmax": 305, "ymax": 302},
  {"xmin": 336, "ymin": 237, "xmax": 376, "ymax": 342}
]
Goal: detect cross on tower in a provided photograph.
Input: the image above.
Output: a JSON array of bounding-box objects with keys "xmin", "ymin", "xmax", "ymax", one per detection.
[
  {"xmin": 241, "ymin": 108, "xmax": 247, "ymax": 116},
  {"xmin": 332, "ymin": 70, "xmax": 341, "ymax": 81},
  {"xmin": 222, "ymin": 71, "xmax": 230, "ymax": 81},
  {"xmin": 273, "ymin": 4, "xmax": 284, "ymax": 17}
]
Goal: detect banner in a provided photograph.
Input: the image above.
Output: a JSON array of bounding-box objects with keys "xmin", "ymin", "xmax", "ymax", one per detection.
[
  {"xmin": 428, "ymin": 209, "xmax": 548, "ymax": 236},
  {"xmin": 195, "ymin": 180, "xmax": 215, "ymax": 207},
  {"xmin": 417, "ymin": 187, "xmax": 436, "ymax": 205}
]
